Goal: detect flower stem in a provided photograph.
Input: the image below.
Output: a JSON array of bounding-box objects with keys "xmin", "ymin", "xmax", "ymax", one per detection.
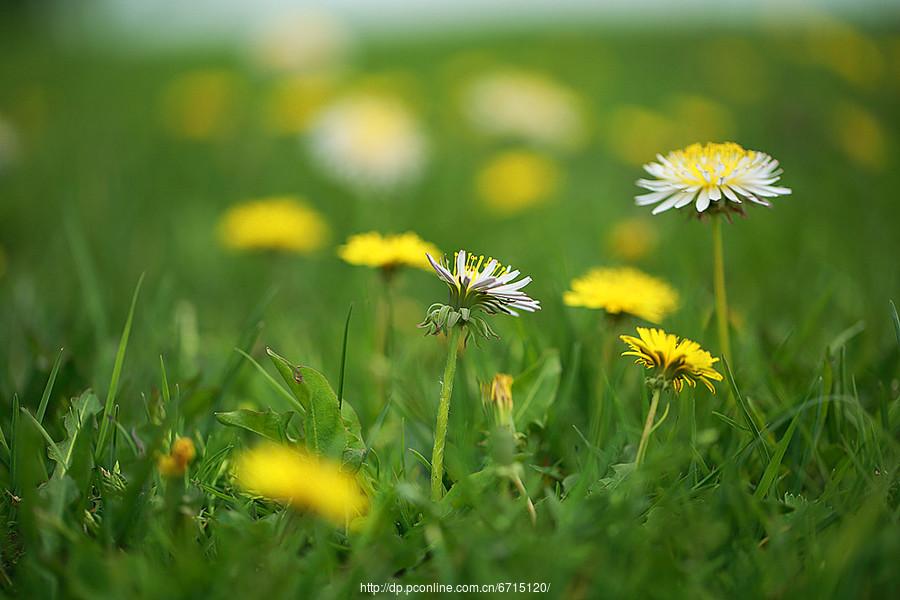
[
  {"xmin": 635, "ymin": 387, "xmax": 661, "ymax": 466},
  {"xmin": 431, "ymin": 325, "xmax": 461, "ymax": 501},
  {"xmin": 711, "ymin": 217, "xmax": 732, "ymax": 366}
]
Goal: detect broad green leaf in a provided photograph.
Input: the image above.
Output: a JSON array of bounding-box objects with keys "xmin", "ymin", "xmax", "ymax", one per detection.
[
  {"xmin": 340, "ymin": 401, "xmax": 366, "ymax": 472},
  {"xmin": 512, "ymin": 350, "xmax": 562, "ymax": 427},
  {"xmin": 53, "ymin": 390, "xmax": 101, "ymax": 479},
  {"xmin": 266, "ymin": 347, "xmax": 344, "ymax": 456},
  {"xmin": 215, "ymin": 409, "xmax": 296, "ymax": 443}
]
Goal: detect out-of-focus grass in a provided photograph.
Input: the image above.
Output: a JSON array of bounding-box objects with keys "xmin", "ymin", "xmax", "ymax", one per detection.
[{"xmin": 0, "ymin": 10, "xmax": 898, "ymax": 599}]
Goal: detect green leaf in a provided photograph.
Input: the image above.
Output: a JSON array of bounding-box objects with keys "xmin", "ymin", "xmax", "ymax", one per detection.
[
  {"xmin": 96, "ymin": 273, "xmax": 144, "ymax": 461},
  {"xmin": 266, "ymin": 347, "xmax": 344, "ymax": 456},
  {"xmin": 36, "ymin": 348, "xmax": 64, "ymax": 424},
  {"xmin": 722, "ymin": 358, "xmax": 771, "ymax": 463},
  {"xmin": 53, "ymin": 391, "xmax": 101, "ymax": 479},
  {"xmin": 512, "ymin": 350, "xmax": 562, "ymax": 427},
  {"xmin": 754, "ymin": 410, "xmax": 801, "ymax": 500},
  {"xmin": 215, "ymin": 409, "xmax": 296, "ymax": 443},
  {"xmin": 340, "ymin": 401, "xmax": 366, "ymax": 472}
]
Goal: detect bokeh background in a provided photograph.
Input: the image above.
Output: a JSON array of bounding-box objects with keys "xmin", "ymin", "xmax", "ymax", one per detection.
[{"xmin": 0, "ymin": 1, "xmax": 899, "ymax": 596}]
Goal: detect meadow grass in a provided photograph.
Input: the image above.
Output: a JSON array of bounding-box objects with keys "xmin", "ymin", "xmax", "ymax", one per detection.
[{"xmin": 1, "ymin": 16, "xmax": 899, "ymax": 599}]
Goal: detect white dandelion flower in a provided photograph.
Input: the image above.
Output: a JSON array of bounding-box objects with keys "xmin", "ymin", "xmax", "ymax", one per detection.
[
  {"xmin": 463, "ymin": 70, "xmax": 586, "ymax": 150},
  {"xmin": 426, "ymin": 250, "xmax": 540, "ymax": 317},
  {"xmin": 249, "ymin": 9, "xmax": 351, "ymax": 74},
  {"xmin": 636, "ymin": 142, "xmax": 791, "ymax": 215},
  {"xmin": 307, "ymin": 95, "xmax": 428, "ymax": 192}
]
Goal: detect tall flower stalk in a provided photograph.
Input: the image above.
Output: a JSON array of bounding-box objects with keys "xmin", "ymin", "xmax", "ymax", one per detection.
[
  {"xmin": 421, "ymin": 250, "xmax": 540, "ymax": 501},
  {"xmin": 634, "ymin": 141, "xmax": 791, "ymax": 364},
  {"xmin": 710, "ymin": 217, "xmax": 732, "ymax": 365}
]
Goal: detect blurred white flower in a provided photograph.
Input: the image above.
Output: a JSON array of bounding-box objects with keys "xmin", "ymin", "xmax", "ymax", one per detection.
[
  {"xmin": 463, "ymin": 70, "xmax": 586, "ymax": 150},
  {"xmin": 250, "ymin": 9, "xmax": 351, "ymax": 74},
  {"xmin": 307, "ymin": 95, "xmax": 428, "ymax": 192}
]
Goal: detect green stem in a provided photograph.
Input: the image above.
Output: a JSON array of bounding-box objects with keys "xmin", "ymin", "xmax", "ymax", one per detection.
[
  {"xmin": 711, "ymin": 217, "xmax": 732, "ymax": 366},
  {"xmin": 635, "ymin": 387, "xmax": 661, "ymax": 466},
  {"xmin": 431, "ymin": 326, "xmax": 462, "ymax": 501}
]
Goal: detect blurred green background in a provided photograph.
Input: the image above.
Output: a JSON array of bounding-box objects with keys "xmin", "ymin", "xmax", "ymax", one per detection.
[{"xmin": 0, "ymin": 1, "xmax": 898, "ymax": 597}]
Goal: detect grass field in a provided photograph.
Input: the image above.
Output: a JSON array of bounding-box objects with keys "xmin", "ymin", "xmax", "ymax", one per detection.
[{"xmin": 1, "ymin": 9, "xmax": 899, "ymax": 599}]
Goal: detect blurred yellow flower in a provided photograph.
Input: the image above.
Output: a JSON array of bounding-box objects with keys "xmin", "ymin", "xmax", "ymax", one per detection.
[
  {"xmin": 308, "ymin": 94, "xmax": 428, "ymax": 191},
  {"xmin": 339, "ymin": 231, "xmax": 439, "ymax": 271},
  {"xmin": 607, "ymin": 105, "xmax": 677, "ymax": 166},
  {"xmin": 463, "ymin": 70, "xmax": 587, "ymax": 150},
  {"xmin": 607, "ymin": 97, "xmax": 734, "ymax": 167},
  {"xmin": 488, "ymin": 373, "xmax": 514, "ymax": 423},
  {"xmin": 830, "ymin": 101, "xmax": 886, "ymax": 171},
  {"xmin": 606, "ymin": 218, "xmax": 658, "ymax": 262},
  {"xmin": 620, "ymin": 327, "xmax": 722, "ymax": 393},
  {"xmin": 218, "ymin": 197, "xmax": 330, "ymax": 253},
  {"xmin": 157, "ymin": 437, "xmax": 197, "ymax": 478},
  {"xmin": 234, "ymin": 444, "xmax": 367, "ymax": 525},
  {"xmin": 805, "ymin": 18, "xmax": 884, "ymax": 89},
  {"xmin": 563, "ymin": 267, "xmax": 678, "ymax": 323},
  {"xmin": 476, "ymin": 150, "xmax": 560, "ymax": 216},
  {"xmin": 264, "ymin": 75, "xmax": 336, "ymax": 135},
  {"xmin": 667, "ymin": 95, "xmax": 735, "ymax": 144},
  {"xmin": 161, "ymin": 70, "xmax": 239, "ymax": 140}
]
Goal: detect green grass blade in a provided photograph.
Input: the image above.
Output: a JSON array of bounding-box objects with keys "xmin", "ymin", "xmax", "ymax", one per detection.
[
  {"xmin": 20, "ymin": 407, "xmax": 66, "ymax": 467},
  {"xmin": 95, "ymin": 273, "xmax": 144, "ymax": 461},
  {"xmin": 754, "ymin": 410, "xmax": 801, "ymax": 500},
  {"xmin": 159, "ymin": 355, "xmax": 171, "ymax": 406},
  {"xmin": 337, "ymin": 304, "xmax": 353, "ymax": 409},
  {"xmin": 890, "ymin": 300, "xmax": 900, "ymax": 348},
  {"xmin": 722, "ymin": 358, "xmax": 771, "ymax": 462},
  {"xmin": 36, "ymin": 347, "xmax": 64, "ymax": 424}
]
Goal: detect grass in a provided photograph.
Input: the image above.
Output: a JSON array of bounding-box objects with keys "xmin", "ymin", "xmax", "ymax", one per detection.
[{"xmin": 1, "ymin": 11, "xmax": 899, "ymax": 599}]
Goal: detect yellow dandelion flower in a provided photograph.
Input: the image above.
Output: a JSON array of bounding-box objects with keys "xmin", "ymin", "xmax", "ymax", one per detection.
[
  {"xmin": 486, "ymin": 373, "xmax": 514, "ymax": 425},
  {"xmin": 234, "ymin": 444, "xmax": 367, "ymax": 525},
  {"xmin": 607, "ymin": 105, "xmax": 678, "ymax": 166},
  {"xmin": 476, "ymin": 150, "xmax": 560, "ymax": 216},
  {"xmin": 636, "ymin": 142, "xmax": 791, "ymax": 215},
  {"xmin": 218, "ymin": 196, "xmax": 330, "ymax": 254},
  {"xmin": 161, "ymin": 70, "xmax": 239, "ymax": 140},
  {"xmin": 606, "ymin": 218, "xmax": 658, "ymax": 262},
  {"xmin": 338, "ymin": 231, "xmax": 439, "ymax": 272},
  {"xmin": 563, "ymin": 267, "xmax": 678, "ymax": 323},
  {"xmin": 829, "ymin": 101, "xmax": 886, "ymax": 171},
  {"xmin": 620, "ymin": 327, "xmax": 723, "ymax": 393},
  {"xmin": 157, "ymin": 436, "xmax": 196, "ymax": 478}
]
